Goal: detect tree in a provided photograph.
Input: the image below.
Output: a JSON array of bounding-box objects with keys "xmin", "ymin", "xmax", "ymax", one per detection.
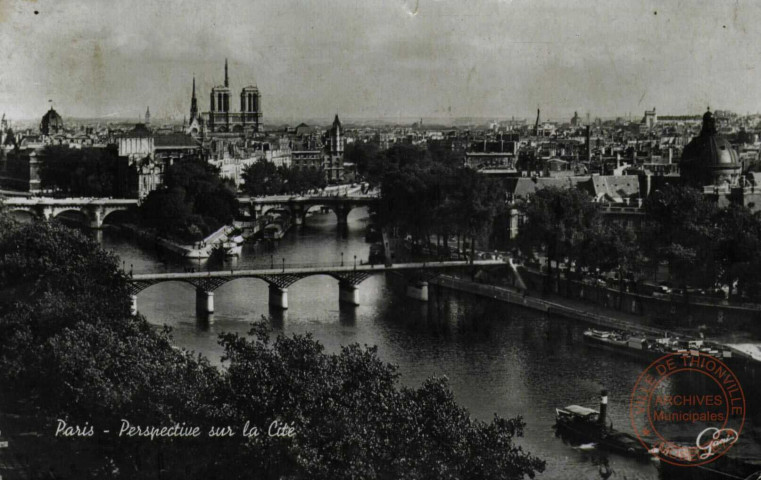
[
  {"xmin": 714, "ymin": 204, "xmax": 761, "ymax": 298},
  {"xmin": 242, "ymin": 160, "xmax": 281, "ymax": 196},
  {"xmin": 216, "ymin": 324, "xmax": 545, "ymax": 479},
  {"xmin": 39, "ymin": 145, "xmax": 120, "ymax": 196},
  {"xmin": 578, "ymin": 221, "xmax": 644, "ymax": 306},
  {"xmin": 642, "ymin": 184, "xmax": 719, "ymax": 288},
  {"xmin": 139, "ymin": 157, "xmax": 239, "ymax": 242},
  {"xmin": 0, "ymin": 210, "xmax": 545, "ymax": 479},
  {"xmin": 345, "ymin": 141, "xmax": 382, "ymax": 181},
  {"xmin": 517, "ymin": 186, "xmax": 599, "ymax": 289}
]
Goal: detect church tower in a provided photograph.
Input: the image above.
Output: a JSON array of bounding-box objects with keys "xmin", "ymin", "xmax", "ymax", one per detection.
[
  {"xmin": 189, "ymin": 77, "xmax": 198, "ymax": 122},
  {"xmin": 325, "ymin": 114, "xmax": 344, "ymax": 182},
  {"xmin": 240, "ymin": 83, "xmax": 261, "ymax": 133},
  {"xmin": 534, "ymin": 108, "xmax": 541, "ymax": 136},
  {"xmin": 329, "ymin": 114, "xmax": 343, "ymax": 156},
  {"xmin": 202, "ymin": 58, "xmax": 263, "ymax": 135},
  {"xmin": 209, "ymin": 59, "xmax": 232, "ymax": 132},
  {"xmin": 145, "ymin": 106, "xmax": 151, "ymax": 126}
]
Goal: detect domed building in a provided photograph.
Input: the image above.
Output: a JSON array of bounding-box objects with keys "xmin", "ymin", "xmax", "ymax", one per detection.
[
  {"xmin": 40, "ymin": 107, "xmax": 64, "ymax": 136},
  {"xmin": 680, "ymin": 109, "xmax": 742, "ymax": 188}
]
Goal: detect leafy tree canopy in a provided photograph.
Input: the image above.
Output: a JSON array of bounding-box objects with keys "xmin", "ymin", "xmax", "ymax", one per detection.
[{"xmin": 0, "ymin": 208, "xmax": 545, "ymax": 479}]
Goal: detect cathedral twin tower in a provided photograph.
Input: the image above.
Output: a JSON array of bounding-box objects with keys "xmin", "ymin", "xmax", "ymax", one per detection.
[{"xmin": 188, "ymin": 59, "xmax": 262, "ymax": 135}]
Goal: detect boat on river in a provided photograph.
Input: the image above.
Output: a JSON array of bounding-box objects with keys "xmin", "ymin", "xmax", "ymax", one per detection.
[
  {"xmin": 555, "ymin": 390, "xmax": 656, "ymax": 460},
  {"xmin": 583, "ymin": 328, "xmax": 761, "ymax": 390},
  {"xmin": 583, "ymin": 328, "xmax": 754, "ymax": 364}
]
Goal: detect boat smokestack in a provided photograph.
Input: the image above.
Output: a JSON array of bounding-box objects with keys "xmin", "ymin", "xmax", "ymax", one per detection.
[{"xmin": 599, "ymin": 389, "xmax": 608, "ymax": 428}]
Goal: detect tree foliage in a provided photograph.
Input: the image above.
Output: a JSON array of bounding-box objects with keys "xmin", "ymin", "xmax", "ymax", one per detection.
[
  {"xmin": 139, "ymin": 157, "xmax": 238, "ymax": 242},
  {"xmin": 641, "ymin": 184, "xmax": 720, "ymax": 288},
  {"xmin": 39, "ymin": 145, "xmax": 120, "ymax": 196},
  {"xmin": 377, "ymin": 143, "xmax": 506, "ymax": 253},
  {"xmin": 516, "ymin": 187, "xmax": 601, "ymax": 278},
  {"xmin": 516, "ymin": 183, "xmax": 761, "ymax": 299},
  {"xmin": 0, "ymin": 210, "xmax": 545, "ymax": 479},
  {"xmin": 241, "ymin": 160, "xmax": 327, "ymax": 197}
]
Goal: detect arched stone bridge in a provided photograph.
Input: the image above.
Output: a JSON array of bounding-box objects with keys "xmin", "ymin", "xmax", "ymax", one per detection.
[
  {"xmin": 239, "ymin": 194, "xmax": 379, "ymax": 226},
  {"xmin": 3, "ymin": 197, "xmax": 138, "ymax": 229},
  {"xmin": 127, "ymin": 259, "xmax": 505, "ymax": 315}
]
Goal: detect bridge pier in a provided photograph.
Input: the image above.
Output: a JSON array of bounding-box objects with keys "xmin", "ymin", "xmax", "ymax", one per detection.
[
  {"xmin": 269, "ymin": 285, "xmax": 288, "ymax": 309},
  {"xmin": 339, "ymin": 282, "xmax": 360, "ymax": 306},
  {"xmin": 88, "ymin": 207, "xmax": 104, "ymax": 229},
  {"xmin": 196, "ymin": 289, "xmax": 214, "ymax": 316},
  {"xmin": 130, "ymin": 294, "xmax": 138, "ymax": 316},
  {"xmin": 36, "ymin": 205, "xmax": 54, "ymax": 221},
  {"xmin": 292, "ymin": 205, "xmax": 305, "ymax": 226},
  {"xmin": 406, "ymin": 281, "xmax": 429, "ymax": 302},
  {"xmin": 335, "ymin": 204, "xmax": 349, "ymax": 226}
]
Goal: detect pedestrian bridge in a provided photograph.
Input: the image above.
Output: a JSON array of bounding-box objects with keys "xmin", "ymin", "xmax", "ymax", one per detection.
[
  {"xmin": 3, "ymin": 197, "xmax": 137, "ymax": 228},
  {"xmin": 127, "ymin": 259, "xmax": 505, "ymax": 315}
]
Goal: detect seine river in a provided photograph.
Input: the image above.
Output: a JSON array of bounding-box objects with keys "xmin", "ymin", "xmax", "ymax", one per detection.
[{"xmin": 101, "ymin": 209, "xmax": 664, "ymax": 479}]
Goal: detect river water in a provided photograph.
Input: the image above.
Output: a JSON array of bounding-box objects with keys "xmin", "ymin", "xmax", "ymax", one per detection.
[{"xmin": 99, "ymin": 209, "xmax": 681, "ymax": 480}]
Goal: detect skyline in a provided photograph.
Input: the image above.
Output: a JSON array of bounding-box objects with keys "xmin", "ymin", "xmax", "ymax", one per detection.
[{"xmin": 2, "ymin": 0, "xmax": 761, "ymax": 121}]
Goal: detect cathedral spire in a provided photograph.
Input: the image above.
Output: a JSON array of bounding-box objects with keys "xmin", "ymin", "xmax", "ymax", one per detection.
[
  {"xmin": 224, "ymin": 58, "xmax": 229, "ymax": 88},
  {"xmin": 190, "ymin": 77, "xmax": 198, "ymax": 121}
]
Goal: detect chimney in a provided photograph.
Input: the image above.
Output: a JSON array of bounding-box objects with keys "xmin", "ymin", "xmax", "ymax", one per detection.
[
  {"xmin": 598, "ymin": 389, "xmax": 608, "ymax": 428},
  {"xmin": 668, "ymin": 148, "xmax": 673, "ymax": 164}
]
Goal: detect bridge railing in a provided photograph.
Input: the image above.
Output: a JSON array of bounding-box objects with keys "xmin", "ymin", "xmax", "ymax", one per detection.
[{"xmin": 127, "ymin": 258, "xmax": 501, "ymax": 276}]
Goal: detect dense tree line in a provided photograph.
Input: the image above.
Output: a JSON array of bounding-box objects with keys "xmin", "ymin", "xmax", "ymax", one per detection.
[
  {"xmin": 517, "ymin": 184, "xmax": 761, "ymax": 300},
  {"xmin": 0, "ymin": 206, "xmax": 545, "ymax": 479},
  {"xmin": 39, "ymin": 145, "xmax": 120, "ymax": 197},
  {"xmin": 241, "ymin": 160, "xmax": 327, "ymax": 197},
  {"xmin": 139, "ymin": 157, "xmax": 238, "ymax": 243},
  {"xmin": 362, "ymin": 143, "xmax": 508, "ymax": 254}
]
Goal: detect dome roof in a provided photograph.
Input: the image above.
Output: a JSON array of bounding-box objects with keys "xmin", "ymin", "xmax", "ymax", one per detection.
[
  {"xmin": 680, "ymin": 109, "xmax": 741, "ymax": 186},
  {"xmin": 40, "ymin": 107, "xmax": 64, "ymax": 135}
]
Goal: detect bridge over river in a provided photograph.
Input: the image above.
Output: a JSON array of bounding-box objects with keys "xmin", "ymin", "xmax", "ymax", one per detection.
[
  {"xmin": 3, "ymin": 197, "xmax": 137, "ymax": 228},
  {"xmin": 128, "ymin": 259, "xmax": 505, "ymax": 315},
  {"xmin": 239, "ymin": 192, "xmax": 379, "ymax": 226}
]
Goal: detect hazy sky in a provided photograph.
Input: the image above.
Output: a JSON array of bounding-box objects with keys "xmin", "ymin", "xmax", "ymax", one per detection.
[{"xmin": 1, "ymin": 0, "xmax": 761, "ymax": 122}]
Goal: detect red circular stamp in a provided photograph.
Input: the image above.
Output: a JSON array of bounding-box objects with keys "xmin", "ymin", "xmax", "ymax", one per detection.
[{"xmin": 629, "ymin": 352, "xmax": 746, "ymax": 466}]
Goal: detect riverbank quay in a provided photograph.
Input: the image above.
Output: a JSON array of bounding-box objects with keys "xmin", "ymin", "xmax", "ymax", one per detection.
[
  {"xmin": 429, "ymin": 274, "xmax": 675, "ymax": 337},
  {"xmin": 516, "ymin": 268, "xmax": 761, "ymax": 338},
  {"xmin": 430, "ymin": 274, "xmax": 761, "ymax": 381}
]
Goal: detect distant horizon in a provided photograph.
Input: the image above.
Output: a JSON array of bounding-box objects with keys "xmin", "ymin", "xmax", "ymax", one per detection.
[
  {"xmin": 4, "ymin": 112, "xmax": 718, "ymax": 129},
  {"xmin": 2, "ymin": 1, "xmax": 761, "ymax": 122}
]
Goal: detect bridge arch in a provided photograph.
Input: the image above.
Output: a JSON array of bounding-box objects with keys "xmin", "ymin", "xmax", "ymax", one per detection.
[
  {"xmin": 8, "ymin": 208, "xmax": 38, "ymax": 223},
  {"xmin": 101, "ymin": 208, "xmax": 133, "ymax": 226},
  {"xmin": 301, "ymin": 204, "xmax": 336, "ymax": 226},
  {"xmin": 52, "ymin": 209, "xmax": 91, "ymax": 227}
]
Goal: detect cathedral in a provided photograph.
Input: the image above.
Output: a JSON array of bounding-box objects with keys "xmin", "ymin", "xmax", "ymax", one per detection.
[{"xmin": 187, "ymin": 59, "xmax": 262, "ymax": 137}]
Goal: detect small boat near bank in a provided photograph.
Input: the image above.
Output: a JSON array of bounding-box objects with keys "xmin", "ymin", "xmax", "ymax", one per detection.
[{"xmin": 555, "ymin": 390, "xmax": 656, "ymax": 460}]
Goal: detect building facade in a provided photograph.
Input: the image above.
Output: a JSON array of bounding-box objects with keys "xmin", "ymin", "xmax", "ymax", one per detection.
[{"xmin": 203, "ymin": 60, "xmax": 262, "ymax": 135}]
